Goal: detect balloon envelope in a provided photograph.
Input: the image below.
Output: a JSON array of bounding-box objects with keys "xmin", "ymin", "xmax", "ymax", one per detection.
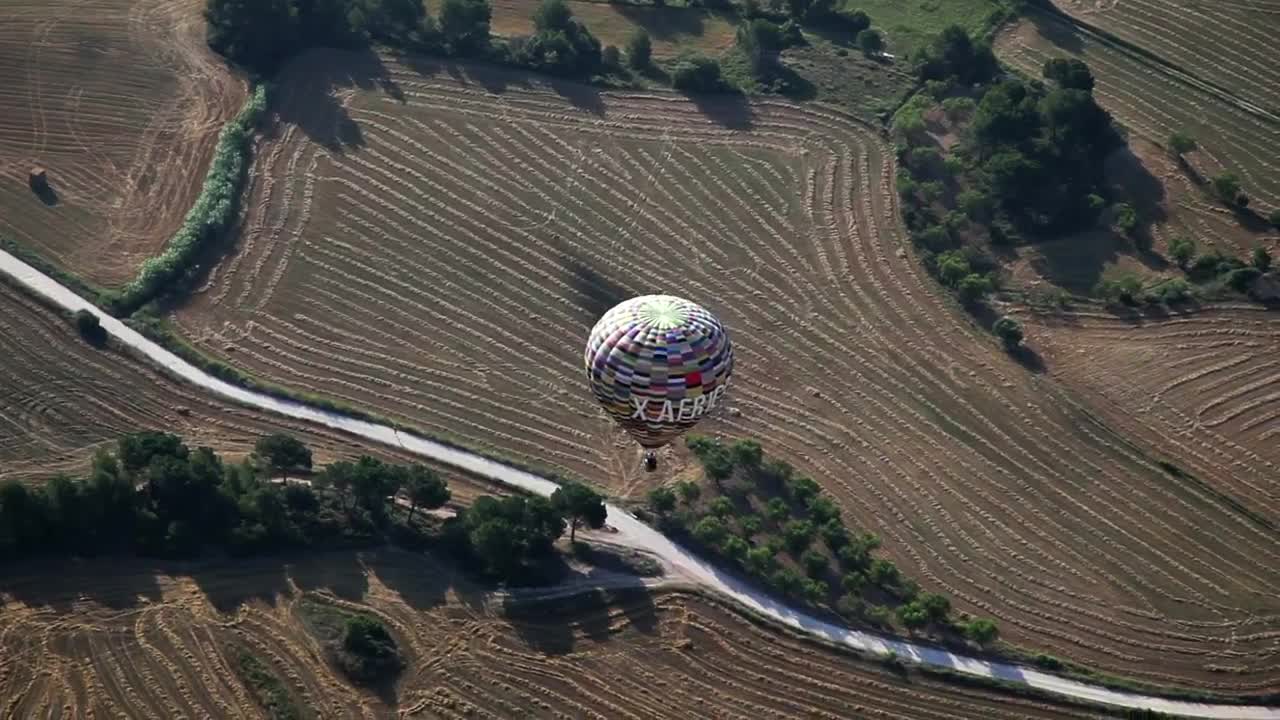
[{"xmin": 584, "ymin": 295, "xmax": 733, "ymax": 449}]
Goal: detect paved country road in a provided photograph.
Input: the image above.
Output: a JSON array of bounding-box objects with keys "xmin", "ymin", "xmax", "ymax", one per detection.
[{"xmin": 3, "ymin": 249, "xmax": 1277, "ymax": 719}]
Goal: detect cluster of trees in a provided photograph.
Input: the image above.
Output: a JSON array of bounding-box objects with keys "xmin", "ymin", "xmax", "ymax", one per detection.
[
  {"xmin": 1095, "ymin": 237, "xmax": 1272, "ymax": 306},
  {"xmin": 509, "ymin": 0, "xmax": 603, "ymax": 76},
  {"xmin": 0, "ymin": 431, "xmax": 448, "ymax": 561},
  {"xmin": 206, "ymin": 0, "xmax": 451, "ymax": 74},
  {"xmin": 647, "ymin": 435, "xmax": 999, "ymax": 647},
  {"xmin": 338, "ymin": 614, "xmax": 403, "ymax": 682}
]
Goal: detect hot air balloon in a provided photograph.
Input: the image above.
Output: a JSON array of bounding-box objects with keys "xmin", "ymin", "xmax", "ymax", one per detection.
[{"xmin": 584, "ymin": 295, "xmax": 734, "ymax": 472}]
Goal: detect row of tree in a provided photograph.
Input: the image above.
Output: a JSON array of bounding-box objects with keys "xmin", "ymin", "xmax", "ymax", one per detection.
[
  {"xmin": 646, "ymin": 435, "xmax": 999, "ymax": 647},
  {"xmin": 0, "ymin": 432, "xmax": 607, "ymax": 586}
]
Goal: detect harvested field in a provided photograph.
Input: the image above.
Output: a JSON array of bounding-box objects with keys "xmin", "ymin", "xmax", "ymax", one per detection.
[
  {"xmin": 1008, "ymin": 300, "xmax": 1280, "ymax": 533},
  {"xmin": 0, "ymin": 0, "xmax": 247, "ymax": 286},
  {"xmin": 0, "ymin": 277, "xmax": 495, "ymax": 504},
  {"xmin": 0, "ymin": 550, "xmax": 1108, "ymax": 719},
  {"xmin": 995, "ymin": 9, "xmax": 1280, "ymax": 212},
  {"xmin": 173, "ymin": 49, "xmax": 1280, "ymax": 691},
  {"xmin": 1051, "ymin": 0, "xmax": 1280, "ymax": 118},
  {"xmin": 490, "ymin": 0, "xmax": 738, "ymax": 60}
]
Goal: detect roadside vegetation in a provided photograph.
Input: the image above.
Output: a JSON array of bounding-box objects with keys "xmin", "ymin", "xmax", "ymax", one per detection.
[
  {"xmin": 0, "ymin": 431, "xmax": 604, "ymax": 590},
  {"xmin": 646, "ymin": 435, "xmax": 1000, "ymax": 649}
]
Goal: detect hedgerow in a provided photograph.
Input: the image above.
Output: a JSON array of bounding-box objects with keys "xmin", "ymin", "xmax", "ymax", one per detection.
[{"xmin": 108, "ymin": 84, "xmax": 269, "ymax": 316}]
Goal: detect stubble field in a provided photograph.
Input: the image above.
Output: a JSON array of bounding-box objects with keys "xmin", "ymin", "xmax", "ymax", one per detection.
[
  {"xmin": 0, "ymin": 276, "xmax": 496, "ymax": 505},
  {"xmin": 169, "ymin": 50, "xmax": 1280, "ymax": 691},
  {"xmin": 0, "ymin": 0, "xmax": 247, "ymax": 286},
  {"xmin": 0, "ymin": 549, "xmax": 1108, "ymax": 719}
]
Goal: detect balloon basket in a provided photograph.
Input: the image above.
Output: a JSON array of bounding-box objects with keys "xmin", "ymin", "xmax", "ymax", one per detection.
[{"xmin": 643, "ymin": 451, "xmax": 658, "ymax": 473}]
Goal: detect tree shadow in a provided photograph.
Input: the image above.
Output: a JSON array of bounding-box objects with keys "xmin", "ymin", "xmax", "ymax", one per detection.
[
  {"xmin": 31, "ymin": 183, "xmax": 58, "ymax": 206},
  {"xmin": 500, "ymin": 578, "xmax": 658, "ymax": 656},
  {"xmin": 1105, "ymin": 145, "xmax": 1168, "ymax": 227},
  {"xmin": 189, "ymin": 555, "xmax": 293, "ymax": 613},
  {"xmin": 562, "ymin": 253, "xmax": 632, "ymax": 323},
  {"xmin": 1028, "ymin": 7, "xmax": 1085, "ymax": 54},
  {"xmin": 288, "ymin": 548, "xmax": 371, "ymax": 602},
  {"xmin": 613, "ymin": 4, "xmax": 718, "ymax": 41},
  {"xmin": 0, "ymin": 556, "xmax": 163, "ymax": 612},
  {"xmin": 1027, "ymin": 230, "xmax": 1120, "ymax": 294},
  {"xmin": 548, "ymin": 77, "xmax": 607, "ymax": 116},
  {"xmin": 687, "ymin": 89, "xmax": 755, "ymax": 130},
  {"xmin": 273, "ymin": 48, "xmax": 410, "ymax": 153}
]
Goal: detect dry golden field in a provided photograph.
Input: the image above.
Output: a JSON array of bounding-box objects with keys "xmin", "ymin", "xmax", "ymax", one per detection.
[
  {"xmin": 0, "ymin": 0, "xmax": 247, "ymax": 286},
  {"xmin": 0, "ymin": 549, "xmax": 1109, "ymax": 719},
  {"xmin": 167, "ymin": 50, "xmax": 1280, "ymax": 691},
  {"xmin": 0, "ymin": 277, "xmax": 499, "ymax": 505}
]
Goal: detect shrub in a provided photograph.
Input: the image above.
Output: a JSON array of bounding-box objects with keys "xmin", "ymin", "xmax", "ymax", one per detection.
[
  {"xmin": 819, "ymin": 518, "xmax": 848, "ymax": 548},
  {"xmin": 1226, "ymin": 267, "xmax": 1261, "ymax": 293},
  {"xmin": 992, "ymin": 316, "xmax": 1023, "ymax": 350},
  {"xmin": 745, "ymin": 546, "xmax": 777, "ymax": 574},
  {"xmin": 693, "ymin": 515, "xmax": 729, "ymax": 546},
  {"xmin": 672, "ymin": 54, "xmax": 725, "ymax": 93},
  {"xmin": 964, "ymin": 618, "xmax": 999, "ymax": 647},
  {"xmin": 1254, "ymin": 246, "xmax": 1273, "ymax": 272},
  {"xmin": 1168, "ymin": 235, "xmax": 1196, "ymax": 267},
  {"xmin": 338, "ymin": 615, "xmax": 402, "ymax": 683},
  {"xmin": 836, "ymin": 593, "xmax": 864, "ymax": 617},
  {"xmin": 956, "ymin": 273, "xmax": 993, "ymax": 304},
  {"xmin": 1167, "ymin": 131, "xmax": 1196, "ymax": 157},
  {"xmin": 676, "ymin": 480, "xmax": 701, "ymax": 503},
  {"xmin": 806, "ymin": 495, "xmax": 840, "ymax": 524},
  {"xmin": 626, "ymin": 29, "xmax": 651, "ymax": 69},
  {"xmin": 856, "ymin": 28, "xmax": 884, "ymax": 57},
  {"xmin": 74, "ymin": 309, "xmax": 107, "ymax": 346},
  {"xmin": 648, "ymin": 486, "xmax": 677, "ymax": 514},
  {"xmin": 1269, "ymin": 209, "xmax": 1280, "ymax": 229},
  {"xmin": 783, "ymin": 519, "xmax": 816, "ymax": 552},
  {"xmin": 800, "ymin": 548, "xmax": 828, "ymax": 577},
  {"xmin": 1211, "ymin": 172, "xmax": 1244, "ymax": 206},
  {"xmin": 1146, "ymin": 278, "xmax": 1192, "ymax": 305},
  {"xmin": 1112, "ymin": 202, "xmax": 1138, "ymax": 236},
  {"xmin": 941, "ymin": 96, "xmax": 976, "ymax": 121},
  {"xmin": 721, "ymin": 535, "xmax": 750, "ymax": 563},
  {"xmin": 1095, "ymin": 274, "xmax": 1143, "ymax": 305},
  {"xmin": 868, "ymin": 558, "xmax": 900, "ymax": 586},
  {"xmin": 708, "ymin": 497, "xmax": 734, "ymax": 517},
  {"xmin": 841, "ymin": 571, "xmax": 866, "ymax": 593},
  {"xmin": 740, "ymin": 514, "xmax": 762, "ymax": 536},
  {"xmin": 765, "ymin": 497, "xmax": 790, "ymax": 522}
]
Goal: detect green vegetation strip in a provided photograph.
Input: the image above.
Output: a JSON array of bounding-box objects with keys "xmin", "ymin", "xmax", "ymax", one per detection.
[
  {"xmin": 108, "ymin": 84, "xmax": 269, "ymax": 316},
  {"xmin": 234, "ymin": 651, "xmax": 303, "ymax": 720}
]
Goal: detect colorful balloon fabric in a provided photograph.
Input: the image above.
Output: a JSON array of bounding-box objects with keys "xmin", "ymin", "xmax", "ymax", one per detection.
[{"xmin": 584, "ymin": 295, "xmax": 734, "ymax": 449}]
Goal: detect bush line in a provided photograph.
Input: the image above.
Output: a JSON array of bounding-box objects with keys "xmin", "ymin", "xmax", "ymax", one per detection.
[{"xmin": 106, "ymin": 84, "xmax": 270, "ymax": 317}]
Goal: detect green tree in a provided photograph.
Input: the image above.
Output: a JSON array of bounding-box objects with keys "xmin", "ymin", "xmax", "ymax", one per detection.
[
  {"xmin": 897, "ymin": 601, "xmax": 929, "ymax": 629},
  {"xmin": 765, "ymin": 496, "xmax": 789, "ymax": 522},
  {"xmin": 869, "ymin": 557, "xmax": 900, "ymax": 586},
  {"xmin": 1253, "ymin": 246, "xmax": 1272, "ymax": 273},
  {"xmin": 937, "ymin": 250, "xmax": 970, "ymax": 287},
  {"xmin": 956, "ymin": 273, "xmax": 993, "ymax": 304},
  {"xmin": 439, "ymin": 0, "xmax": 491, "ymax": 54},
  {"xmin": 783, "ymin": 519, "xmax": 815, "ymax": 553},
  {"xmin": 856, "ymin": 28, "xmax": 883, "ymax": 57},
  {"xmin": 1167, "ymin": 131, "xmax": 1196, "ymax": 157},
  {"xmin": 626, "ymin": 28, "xmax": 651, "ymax": 69},
  {"xmin": 1211, "ymin": 172, "xmax": 1244, "ymax": 206},
  {"xmin": 919, "ymin": 591, "xmax": 951, "ymax": 622},
  {"xmin": 800, "ymin": 548, "xmax": 828, "ymax": 578},
  {"xmin": 204, "ymin": 0, "xmax": 299, "ymax": 74},
  {"xmin": 672, "ymin": 54, "xmax": 724, "ymax": 93},
  {"xmin": 1168, "ymin": 235, "xmax": 1196, "ymax": 267},
  {"xmin": 254, "ymin": 434, "xmax": 312, "ymax": 481},
  {"xmin": 551, "ymin": 481, "xmax": 607, "ymax": 543},
  {"xmin": 404, "ymin": 465, "xmax": 450, "ymax": 523},
  {"xmin": 1112, "ymin": 202, "xmax": 1138, "ymax": 236},
  {"xmin": 647, "ymin": 486, "xmax": 677, "ymax": 515},
  {"xmin": 992, "ymin": 316, "xmax": 1023, "ymax": 351},
  {"xmin": 1042, "ymin": 57, "xmax": 1094, "ymax": 92},
  {"xmin": 74, "ymin": 310, "xmax": 107, "ymax": 346},
  {"xmin": 693, "ymin": 515, "xmax": 729, "ymax": 547},
  {"xmin": 729, "ymin": 439, "xmax": 763, "ymax": 469},
  {"xmin": 964, "ymin": 617, "xmax": 999, "ymax": 647},
  {"xmin": 676, "ymin": 480, "xmax": 701, "ymax": 504},
  {"xmin": 806, "ymin": 495, "xmax": 840, "ymax": 524}
]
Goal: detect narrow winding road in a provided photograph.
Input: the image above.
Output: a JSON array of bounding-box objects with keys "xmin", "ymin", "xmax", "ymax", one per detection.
[{"xmin": 3, "ymin": 249, "xmax": 1277, "ymax": 719}]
